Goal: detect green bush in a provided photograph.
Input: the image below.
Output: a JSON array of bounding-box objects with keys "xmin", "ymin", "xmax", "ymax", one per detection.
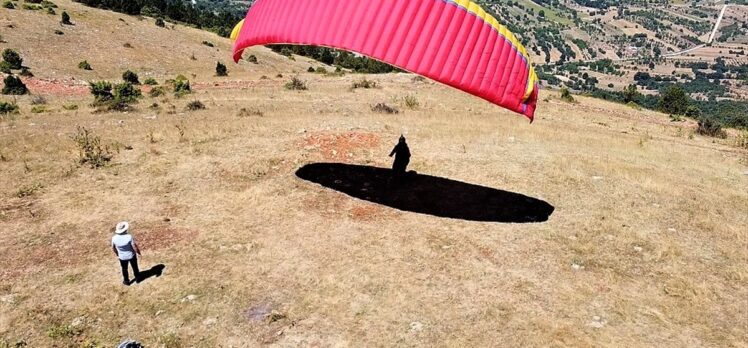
[
  {"xmin": 307, "ymin": 66, "xmax": 315, "ymax": 73},
  {"xmin": 122, "ymin": 70, "xmax": 140, "ymax": 85},
  {"xmin": 155, "ymin": 18, "xmax": 165, "ymax": 27},
  {"xmin": 2, "ymin": 75, "xmax": 28, "ymax": 95},
  {"xmin": 78, "ymin": 60, "xmax": 92, "ymax": 70},
  {"xmin": 0, "ymin": 101, "xmax": 19, "ymax": 114},
  {"xmin": 71, "ymin": 127, "xmax": 112, "ymax": 168},
  {"xmin": 173, "ymin": 79, "xmax": 191, "ymax": 97},
  {"xmin": 658, "ymin": 85, "xmax": 689, "ymax": 115},
  {"xmin": 61, "ymin": 11, "xmax": 71, "ymax": 25},
  {"xmin": 113, "ymin": 82, "xmax": 141, "ymax": 103},
  {"xmin": 315, "ymin": 67, "xmax": 327, "ymax": 74},
  {"xmin": 560, "ymin": 87, "xmax": 575, "ymax": 103},
  {"xmin": 31, "ymin": 105, "xmax": 47, "ymax": 113},
  {"xmin": 89, "ymin": 81, "xmax": 113, "ymax": 103},
  {"xmin": 2, "ymin": 49, "xmax": 23, "ymax": 70},
  {"xmin": 143, "ymin": 78, "xmax": 158, "ymax": 85},
  {"xmin": 19, "ymin": 67, "xmax": 33, "ymax": 77},
  {"xmin": 3, "ymin": 1, "xmax": 14, "ymax": 9},
  {"xmin": 216, "ymin": 61, "xmax": 227, "ymax": 76}
]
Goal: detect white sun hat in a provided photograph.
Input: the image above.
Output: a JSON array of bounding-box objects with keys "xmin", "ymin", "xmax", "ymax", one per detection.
[{"xmin": 115, "ymin": 221, "xmax": 129, "ymax": 234}]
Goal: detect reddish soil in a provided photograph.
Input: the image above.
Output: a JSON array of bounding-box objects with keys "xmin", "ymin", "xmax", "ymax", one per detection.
[
  {"xmin": 20, "ymin": 77, "xmax": 89, "ymax": 96},
  {"xmin": 301, "ymin": 132, "xmax": 381, "ymax": 162}
]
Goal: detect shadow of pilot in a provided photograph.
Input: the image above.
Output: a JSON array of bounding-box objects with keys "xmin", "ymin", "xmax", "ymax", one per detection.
[{"xmin": 389, "ymin": 135, "xmax": 411, "ymax": 181}]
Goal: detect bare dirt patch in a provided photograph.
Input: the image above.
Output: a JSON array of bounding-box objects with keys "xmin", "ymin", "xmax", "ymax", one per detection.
[
  {"xmin": 300, "ymin": 132, "xmax": 381, "ymax": 162},
  {"xmin": 21, "ymin": 77, "xmax": 89, "ymax": 96},
  {"xmin": 136, "ymin": 224, "xmax": 198, "ymax": 251}
]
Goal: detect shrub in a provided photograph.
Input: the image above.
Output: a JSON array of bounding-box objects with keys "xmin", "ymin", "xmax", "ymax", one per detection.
[
  {"xmin": 30, "ymin": 95, "xmax": 47, "ymax": 105},
  {"xmin": 279, "ymin": 48, "xmax": 293, "ymax": 58},
  {"xmin": 143, "ymin": 78, "xmax": 158, "ymax": 85},
  {"xmin": 201, "ymin": 41, "xmax": 214, "ymax": 48},
  {"xmin": 316, "ymin": 67, "xmax": 327, "ymax": 74},
  {"xmin": 0, "ymin": 101, "xmax": 19, "ymax": 114},
  {"xmin": 31, "ymin": 105, "xmax": 47, "ymax": 113},
  {"xmin": 696, "ymin": 117, "xmax": 726, "ymax": 138},
  {"xmin": 285, "ymin": 76, "xmax": 307, "ymax": 90},
  {"xmin": 3, "ymin": 1, "xmax": 14, "ymax": 9},
  {"xmin": 2, "ymin": 49, "xmax": 23, "ymax": 70},
  {"xmin": 186, "ymin": 100, "xmax": 205, "ymax": 111},
  {"xmin": 238, "ymin": 108, "xmax": 264, "ymax": 117},
  {"xmin": 627, "ymin": 101, "xmax": 642, "ymax": 110},
  {"xmin": 247, "ymin": 55, "xmax": 258, "ymax": 64},
  {"xmin": 148, "ymin": 86, "xmax": 166, "ymax": 97},
  {"xmin": 2, "ymin": 75, "xmax": 28, "ymax": 95},
  {"xmin": 560, "ymin": 87, "xmax": 575, "ymax": 102},
  {"xmin": 122, "ymin": 70, "xmax": 140, "ymax": 85},
  {"xmin": 216, "ymin": 61, "xmax": 228, "ymax": 76},
  {"xmin": 16, "ymin": 183, "xmax": 43, "ymax": 198},
  {"xmin": 78, "ymin": 60, "xmax": 92, "ymax": 70},
  {"xmin": 71, "ymin": 127, "xmax": 112, "ymax": 168},
  {"xmin": 685, "ymin": 105, "xmax": 701, "ymax": 118},
  {"xmin": 19, "ymin": 67, "xmax": 33, "ymax": 77},
  {"xmin": 123, "ymin": 42, "xmax": 133, "ymax": 48},
  {"xmin": 371, "ymin": 103, "xmax": 399, "ymax": 114},
  {"xmin": 351, "ymin": 78, "xmax": 377, "ymax": 89},
  {"xmin": 140, "ymin": 5, "xmax": 161, "ymax": 17},
  {"xmin": 54, "ymin": 30, "xmax": 63, "ymax": 35},
  {"xmin": 113, "ymin": 82, "xmax": 141, "ymax": 103},
  {"xmin": 658, "ymin": 85, "xmax": 689, "ymax": 115},
  {"xmin": 62, "ymin": 103, "xmax": 78, "ymax": 110},
  {"xmin": 173, "ymin": 79, "xmax": 191, "ymax": 97},
  {"xmin": 735, "ymin": 131, "xmax": 748, "ymax": 150},
  {"xmin": 89, "ymin": 81, "xmax": 113, "ymax": 103},
  {"xmin": 403, "ymin": 95, "xmax": 419, "ymax": 109},
  {"xmin": 307, "ymin": 66, "xmax": 315, "ymax": 73},
  {"xmin": 155, "ymin": 18, "xmax": 165, "ymax": 27},
  {"xmin": 60, "ymin": 11, "xmax": 71, "ymax": 25}
]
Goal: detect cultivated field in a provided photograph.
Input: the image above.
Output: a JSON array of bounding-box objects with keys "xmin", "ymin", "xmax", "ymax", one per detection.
[{"xmin": 1, "ymin": 1, "xmax": 748, "ymax": 347}]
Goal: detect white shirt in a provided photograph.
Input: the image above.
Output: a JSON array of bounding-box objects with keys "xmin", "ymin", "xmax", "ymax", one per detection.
[{"xmin": 112, "ymin": 234, "xmax": 136, "ymax": 260}]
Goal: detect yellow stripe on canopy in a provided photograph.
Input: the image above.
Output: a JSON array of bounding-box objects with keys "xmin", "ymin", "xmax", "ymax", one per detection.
[{"xmin": 230, "ymin": 19, "xmax": 244, "ymax": 41}]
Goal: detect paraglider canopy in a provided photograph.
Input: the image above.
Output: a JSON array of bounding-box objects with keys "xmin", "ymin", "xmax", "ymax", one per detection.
[{"xmin": 231, "ymin": 0, "xmax": 539, "ymax": 120}]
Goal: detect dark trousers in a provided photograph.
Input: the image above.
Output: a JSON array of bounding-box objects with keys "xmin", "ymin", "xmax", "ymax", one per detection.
[{"xmin": 119, "ymin": 256, "xmax": 140, "ymax": 282}]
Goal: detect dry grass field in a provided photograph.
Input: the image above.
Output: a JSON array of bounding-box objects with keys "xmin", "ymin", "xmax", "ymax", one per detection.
[{"xmin": 1, "ymin": 1, "xmax": 748, "ymax": 347}]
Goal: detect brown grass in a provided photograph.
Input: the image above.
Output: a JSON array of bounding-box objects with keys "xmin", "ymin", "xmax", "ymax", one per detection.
[{"xmin": 0, "ymin": 1, "xmax": 747, "ymax": 347}]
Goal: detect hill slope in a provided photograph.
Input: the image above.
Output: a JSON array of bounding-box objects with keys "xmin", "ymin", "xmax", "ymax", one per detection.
[
  {"xmin": 0, "ymin": 2, "xmax": 747, "ymax": 347},
  {"xmin": 0, "ymin": 0, "xmax": 317, "ymax": 82}
]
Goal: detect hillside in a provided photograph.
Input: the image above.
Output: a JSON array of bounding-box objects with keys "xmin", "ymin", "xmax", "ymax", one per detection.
[
  {"xmin": 1, "ymin": 1, "xmax": 748, "ymax": 347},
  {"xmin": 0, "ymin": 0, "xmax": 321, "ymax": 83}
]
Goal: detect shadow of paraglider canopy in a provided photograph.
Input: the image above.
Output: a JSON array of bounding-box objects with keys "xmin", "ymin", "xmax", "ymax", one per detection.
[{"xmin": 295, "ymin": 163, "xmax": 554, "ymax": 223}]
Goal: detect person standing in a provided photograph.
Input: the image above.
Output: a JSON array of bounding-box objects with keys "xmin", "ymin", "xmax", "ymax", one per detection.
[
  {"xmin": 389, "ymin": 135, "xmax": 411, "ymax": 181},
  {"xmin": 112, "ymin": 221, "xmax": 141, "ymax": 286}
]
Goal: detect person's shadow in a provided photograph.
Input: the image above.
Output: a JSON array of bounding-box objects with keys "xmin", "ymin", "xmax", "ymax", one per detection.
[
  {"xmin": 295, "ymin": 163, "xmax": 555, "ymax": 223},
  {"xmin": 136, "ymin": 264, "xmax": 166, "ymax": 284}
]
